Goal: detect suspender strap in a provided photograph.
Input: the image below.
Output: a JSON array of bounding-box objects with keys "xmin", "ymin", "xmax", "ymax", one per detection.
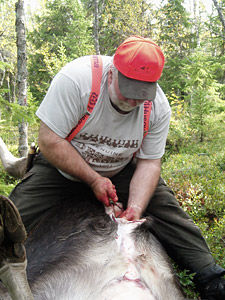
[
  {"xmin": 132, "ymin": 100, "xmax": 152, "ymax": 158},
  {"xmin": 66, "ymin": 55, "xmax": 103, "ymax": 142},
  {"xmin": 143, "ymin": 101, "xmax": 152, "ymax": 138}
]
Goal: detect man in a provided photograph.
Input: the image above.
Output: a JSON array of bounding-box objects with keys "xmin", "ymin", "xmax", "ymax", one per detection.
[{"xmin": 10, "ymin": 36, "xmax": 224, "ymax": 299}]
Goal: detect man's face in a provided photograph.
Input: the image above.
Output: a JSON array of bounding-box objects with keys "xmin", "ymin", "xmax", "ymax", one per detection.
[{"xmin": 108, "ymin": 68, "xmax": 145, "ymax": 113}]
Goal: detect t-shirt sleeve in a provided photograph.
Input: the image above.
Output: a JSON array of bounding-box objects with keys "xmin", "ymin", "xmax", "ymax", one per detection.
[
  {"xmin": 36, "ymin": 73, "xmax": 87, "ymax": 138},
  {"xmin": 136, "ymin": 86, "xmax": 171, "ymax": 160}
]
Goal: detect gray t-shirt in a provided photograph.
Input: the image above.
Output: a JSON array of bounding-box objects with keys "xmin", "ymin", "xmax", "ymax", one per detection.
[{"xmin": 36, "ymin": 55, "xmax": 171, "ymax": 180}]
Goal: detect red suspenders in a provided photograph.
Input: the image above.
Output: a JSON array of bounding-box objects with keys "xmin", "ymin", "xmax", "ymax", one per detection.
[
  {"xmin": 66, "ymin": 55, "xmax": 103, "ymax": 142},
  {"xmin": 66, "ymin": 55, "xmax": 152, "ymax": 142},
  {"xmin": 143, "ymin": 101, "xmax": 152, "ymax": 138}
]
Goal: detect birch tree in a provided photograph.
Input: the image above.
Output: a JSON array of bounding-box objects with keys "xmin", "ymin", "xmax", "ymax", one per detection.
[{"xmin": 15, "ymin": 0, "xmax": 28, "ymax": 157}]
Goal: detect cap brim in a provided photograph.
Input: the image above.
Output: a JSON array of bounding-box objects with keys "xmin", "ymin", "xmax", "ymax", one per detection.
[{"xmin": 118, "ymin": 71, "xmax": 157, "ymax": 100}]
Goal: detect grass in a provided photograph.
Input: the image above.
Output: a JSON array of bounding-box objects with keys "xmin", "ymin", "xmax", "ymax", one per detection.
[{"xmin": 161, "ymin": 121, "xmax": 225, "ymax": 298}]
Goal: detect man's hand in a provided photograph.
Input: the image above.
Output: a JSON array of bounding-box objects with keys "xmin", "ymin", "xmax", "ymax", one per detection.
[
  {"xmin": 119, "ymin": 205, "xmax": 142, "ymax": 221},
  {"xmin": 122, "ymin": 158, "xmax": 161, "ymax": 221},
  {"xmin": 90, "ymin": 176, "xmax": 118, "ymax": 206}
]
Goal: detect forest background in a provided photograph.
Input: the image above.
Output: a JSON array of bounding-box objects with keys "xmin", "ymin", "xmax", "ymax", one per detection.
[{"xmin": 0, "ymin": 0, "xmax": 225, "ymax": 298}]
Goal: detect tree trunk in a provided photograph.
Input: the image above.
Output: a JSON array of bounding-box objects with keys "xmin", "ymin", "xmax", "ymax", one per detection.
[
  {"xmin": 212, "ymin": 0, "xmax": 225, "ymax": 37},
  {"xmin": 193, "ymin": 0, "xmax": 200, "ymax": 47},
  {"xmin": 15, "ymin": 0, "xmax": 28, "ymax": 157},
  {"xmin": 0, "ymin": 52, "xmax": 5, "ymax": 88},
  {"xmin": 94, "ymin": 0, "xmax": 100, "ymax": 55}
]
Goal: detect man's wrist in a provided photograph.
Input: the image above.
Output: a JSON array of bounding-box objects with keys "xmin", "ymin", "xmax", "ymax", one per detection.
[
  {"xmin": 128, "ymin": 204, "xmax": 142, "ymax": 212},
  {"xmin": 87, "ymin": 174, "xmax": 102, "ymax": 187}
]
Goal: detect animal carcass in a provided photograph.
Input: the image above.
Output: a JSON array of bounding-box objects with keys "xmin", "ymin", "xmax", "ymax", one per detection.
[{"xmin": 0, "ymin": 194, "xmax": 184, "ymax": 300}]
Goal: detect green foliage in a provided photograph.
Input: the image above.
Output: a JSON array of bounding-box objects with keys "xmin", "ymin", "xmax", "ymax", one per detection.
[
  {"xmin": 162, "ymin": 124, "xmax": 225, "ymax": 266},
  {"xmin": 0, "ymin": 166, "xmax": 18, "ymax": 196},
  {"xmin": 210, "ymin": 54, "xmax": 225, "ymax": 100},
  {"xmin": 177, "ymin": 269, "xmax": 199, "ymax": 299},
  {"xmin": 167, "ymin": 88, "xmax": 185, "ymax": 119},
  {"xmin": 27, "ymin": 0, "xmax": 94, "ymax": 102},
  {"xmin": 162, "ymin": 96, "xmax": 225, "ymax": 296},
  {"xmin": 156, "ymin": 0, "xmax": 194, "ymax": 53},
  {"xmin": 0, "ymin": 0, "xmax": 17, "ymax": 102},
  {"xmin": 162, "ymin": 49, "xmax": 224, "ymax": 144},
  {"xmin": 0, "ymin": 0, "xmax": 16, "ymax": 58},
  {"xmin": 0, "ymin": 89, "xmax": 39, "ymax": 127},
  {"xmin": 99, "ymin": 0, "xmax": 152, "ymax": 55},
  {"xmin": 28, "ymin": 43, "xmax": 70, "ymax": 101},
  {"xmin": 204, "ymin": 2, "xmax": 225, "ymax": 57}
]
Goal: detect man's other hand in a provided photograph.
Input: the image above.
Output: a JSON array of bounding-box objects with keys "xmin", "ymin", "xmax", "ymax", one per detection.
[{"xmin": 119, "ymin": 205, "xmax": 142, "ymax": 221}]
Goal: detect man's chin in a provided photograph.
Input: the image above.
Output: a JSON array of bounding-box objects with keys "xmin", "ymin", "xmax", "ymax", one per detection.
[{"xmin": 110, "ymin": 99, "xmax": 134, "ymax": 114}]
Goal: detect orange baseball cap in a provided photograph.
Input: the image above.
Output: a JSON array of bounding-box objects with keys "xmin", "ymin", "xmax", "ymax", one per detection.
[{"xmin": 113, "ymin": 36, "xmax": 165, "ymax": 100}]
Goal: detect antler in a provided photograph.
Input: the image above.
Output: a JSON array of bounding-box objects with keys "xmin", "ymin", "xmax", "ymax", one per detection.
[{"xmin": 0, "ymin": 195, "xmax": 34, "ymax": 300}]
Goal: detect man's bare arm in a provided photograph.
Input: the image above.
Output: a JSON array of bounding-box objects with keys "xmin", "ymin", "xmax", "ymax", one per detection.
[
  {"xmin": 120, "ymin": 158, "xmax": 161, "ymax": 220},
  {"xmin": 38, "ymin": 121, "xmax": 118, "ymax": 205}
]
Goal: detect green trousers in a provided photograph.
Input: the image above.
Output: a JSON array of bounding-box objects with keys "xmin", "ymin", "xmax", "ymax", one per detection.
[{"xmin": 10, "ymin": 153, "xmax": 225, "ymax": 285}]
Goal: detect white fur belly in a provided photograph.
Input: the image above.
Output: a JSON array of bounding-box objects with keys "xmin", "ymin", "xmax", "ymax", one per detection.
[{"xmin": 31, "ymin": 215, "xmax": 183, "ymax": 300}]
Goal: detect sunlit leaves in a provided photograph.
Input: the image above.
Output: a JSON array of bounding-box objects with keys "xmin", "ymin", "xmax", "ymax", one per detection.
[
  {"xmin": 27, "ymin": 0, "xmax": 94, "ymax": 102},
  {"xmin": 99, "ymin": 0, "xmax": 152, "ymax": 55}
]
